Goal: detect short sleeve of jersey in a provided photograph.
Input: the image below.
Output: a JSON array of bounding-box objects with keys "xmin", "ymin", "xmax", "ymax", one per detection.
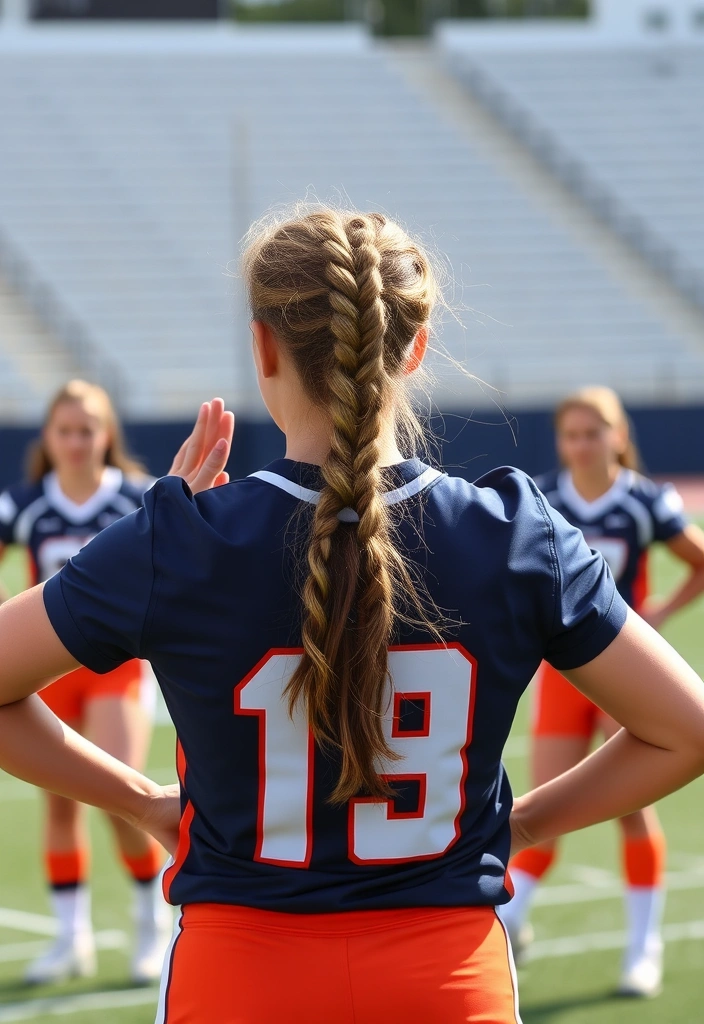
[
  {"xmin": 538, "ymin": 493, "xmax": 628, "ymax": 671},
  {"xmin": 0, "ymin": 488, "xmax": 20, "ymax": 545},
  {"xmin": 43, "ymin": 484, "xmax": 158, "ymax": 673},
  {"xmin": 649, "ymin": 481, "xmax": 687, "ymax": 542}
]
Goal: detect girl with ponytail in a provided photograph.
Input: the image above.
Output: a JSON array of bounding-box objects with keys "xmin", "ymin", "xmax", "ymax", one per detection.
[
  {"xmin": 0, "ymin": 212, "xmax": 703, "ymax": 1023},
  {"xmin": 502, "ymin": 386, "xmax": 704, "ymax": 999}
]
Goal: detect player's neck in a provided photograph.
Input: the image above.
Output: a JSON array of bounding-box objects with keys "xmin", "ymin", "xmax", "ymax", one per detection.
[
  {"xmin": 569, "ymin": 464, "xmax": 622, "ymax": 502},
  {"xmin": 283, "ymin": 415, "xmax": 405, "ymax": 467},
  {"xmin": 53, "ymin": 466, "xmax": 106, "ymax": 505}
]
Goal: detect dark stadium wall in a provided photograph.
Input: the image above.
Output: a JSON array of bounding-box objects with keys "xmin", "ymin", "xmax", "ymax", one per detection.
[{"xmin": 0, "ymin": 405, "xmax": 702, "ymax": 489}]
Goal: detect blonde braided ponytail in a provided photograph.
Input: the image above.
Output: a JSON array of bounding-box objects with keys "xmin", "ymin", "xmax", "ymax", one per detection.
[{"xmin": 243, "ymin": 207, "xmax": 438, "ymax": 802}]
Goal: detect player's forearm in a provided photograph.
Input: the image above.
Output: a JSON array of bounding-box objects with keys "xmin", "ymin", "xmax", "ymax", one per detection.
[
  {"xmin": 0, "ymin": 694, "xmax": 160, "ymax": 826},
  {"xmin": 660, "ymin": 566, "xmax": 704, "ymax": 620},
  {"xmin": 512, "ymin": 727, "xmax": 704, "ymax": 847}
]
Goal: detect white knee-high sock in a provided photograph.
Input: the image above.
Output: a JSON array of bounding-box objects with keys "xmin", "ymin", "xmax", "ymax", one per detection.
[
  {"xmin": 624, "ymin": 886, "xmax": 665, "ymax": 965},
  {"xmin": 50, "ymin": 885, "xmax": 92, "ymax": 941}
]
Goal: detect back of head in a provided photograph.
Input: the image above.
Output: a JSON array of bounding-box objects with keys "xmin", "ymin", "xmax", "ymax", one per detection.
[
  {"xmin": 555, "ymin": 385, "xmax": 640, "ymax": 471},
  {"xmin": 243, "ymin": 208, "xmax": 438, "ymax": 802}
]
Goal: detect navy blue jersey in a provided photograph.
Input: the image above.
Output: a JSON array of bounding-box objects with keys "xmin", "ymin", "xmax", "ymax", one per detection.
[
  {"xmin": 0, "ymin": 468, "xmax": 148, "ymax": 584},
  {"xmin": 535, "ymin": 469, "xmax": 687, "ymax": 610},
  {"xmin": 43, "ymin": 459, "xmax": 626, "ymax": 913}
]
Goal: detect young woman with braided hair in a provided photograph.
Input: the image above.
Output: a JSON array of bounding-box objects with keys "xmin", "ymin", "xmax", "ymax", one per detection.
[{"xmin": 0, "ymin": 208, "xmax": 702, "ymax": 1023}]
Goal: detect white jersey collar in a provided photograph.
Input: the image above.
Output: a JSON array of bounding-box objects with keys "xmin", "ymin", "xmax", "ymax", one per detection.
[
  {"xmin": 557, "ymin": 468, "xmax": 632, "ymax": 522},
  {"xmin": 44, "ymin": 466, "xmax": 123, "ymax": 524},
  {"xmin": 249, "ymin": 465, "xmax": 443, "ymax": 522}
]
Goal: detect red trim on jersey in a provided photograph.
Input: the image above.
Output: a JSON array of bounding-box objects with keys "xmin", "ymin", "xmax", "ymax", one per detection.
[
  {"xmin": 354, "ymin": 773, "xmax": 428, "ymax": 822},
  {"xmin": 347, "ymin": 642, "xmax": 477, "ymax": 866},
  {"xmin": 28, "ymin": 551, "xmax": 38, "ymax": 588},
  {"xmin": 163, "ymin": 740, "xmax": 194, "ymax": 903},
  {"xmin": 234, "ymin": 647, "xmax": 314, "ymax": 869},
  {"xmin": 391, "ymin": 691, "xmax": 431, "ymax": 738},
  {"xmin": 632, "ymin": 550, "xmax": 649, "ymax": 613}
]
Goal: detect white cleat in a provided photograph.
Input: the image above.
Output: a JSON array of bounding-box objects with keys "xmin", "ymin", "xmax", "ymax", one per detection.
[
  {"xmin": 25, "ymin": 932, "xmax": 97, "ymax": 986},
  {"xmin": 618, "ymin": 947, "xmax": 663, "ymax": 998}
]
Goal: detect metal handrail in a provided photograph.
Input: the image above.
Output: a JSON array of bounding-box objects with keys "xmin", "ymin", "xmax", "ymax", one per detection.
[{"xmin": 450, "ymin": 56, "xmax": 704, "ymax": 311}]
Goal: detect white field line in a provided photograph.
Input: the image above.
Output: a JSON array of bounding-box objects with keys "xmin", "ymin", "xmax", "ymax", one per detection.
[
  {"xmin": 0, "ymin": 911, "xmax": 59, "ymax": 938},
  {"xmin": 527, "ymin": 918, "xmax": 704, "ymax": 961},
  {"xmin": 0, "ymin": 987, "xmax": 157, "ymax": 1021},
  {"xmin": 0, "ymin": 931, "xmax": 126, "ymax": 964},
  {"xmin": 536, "ymin": 867, "xmax": 704, "ymax": 906}
]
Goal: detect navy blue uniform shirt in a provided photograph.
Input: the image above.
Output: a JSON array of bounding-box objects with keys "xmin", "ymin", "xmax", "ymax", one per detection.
[
  {"xmin": 535, "ymin": 469, "xmax": 687, "ymax": 610},
  {"xmin": 43, "ymin": 460, "xmax": 626, "ymax": 912},
  {"xmin": 0, "ymin": 468, "xmax": 147, "ymax": 584}
]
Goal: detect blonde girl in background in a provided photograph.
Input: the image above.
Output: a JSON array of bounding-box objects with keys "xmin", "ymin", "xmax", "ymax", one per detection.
[
  {"xmin": 0, "ymin": 381, "xmax": 172, "ymax": 986},
  {"xmin": 501, "ymin": 387, "xmax": 704, "ymax": 998}
]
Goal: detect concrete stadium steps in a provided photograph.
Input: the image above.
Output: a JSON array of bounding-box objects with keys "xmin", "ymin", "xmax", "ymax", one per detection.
[
  {"xmin": 0, "ymin": 274, "xmax": 82, "ymax": 422},
  {"xmin": 444, "ymin": 46, "xmax": 704, "ymax": 307},
  {"xmin": 0, "ymin": 32, "xmax": 703, "ymax": 417}
]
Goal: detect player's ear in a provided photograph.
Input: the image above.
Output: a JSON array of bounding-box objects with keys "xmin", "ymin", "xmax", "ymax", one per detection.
[
  {"xmin": 251, "ymin": 321, "xmax": 279, "ymax": 380},
  {"xmin": 405, "ymin": 326, "xmax": 429, "ymax": 375}
]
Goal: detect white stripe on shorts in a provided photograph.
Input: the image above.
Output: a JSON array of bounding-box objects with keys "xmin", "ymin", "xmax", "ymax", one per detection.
[{"xmin": 154, "ymin": 908, "xmax": 183, "ymax": 1024}]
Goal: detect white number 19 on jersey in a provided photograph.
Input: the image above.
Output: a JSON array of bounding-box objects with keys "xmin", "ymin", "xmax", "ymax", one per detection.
[{"xmin": 234, "ymin": 645, "xmax": 475, "ymax": 868}]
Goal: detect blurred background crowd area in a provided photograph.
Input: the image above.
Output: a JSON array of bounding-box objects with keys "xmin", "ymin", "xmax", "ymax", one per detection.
[{"xmin": 0, "ymin": 0, "xmax": 703, "ymax": 486}]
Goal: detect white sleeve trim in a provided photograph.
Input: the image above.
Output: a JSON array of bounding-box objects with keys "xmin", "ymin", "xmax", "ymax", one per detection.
[
  {"xmin": 0, "ymin": 492, "xmax": 17, "ymax": 528},
  {"xmin": 652, "ymin": 484, "xmax": 685, "ymax": 524}
]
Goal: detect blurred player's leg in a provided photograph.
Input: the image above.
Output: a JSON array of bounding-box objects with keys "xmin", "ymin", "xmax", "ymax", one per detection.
[
  {"xmin": 500, "ymin": 661, "xmax": 594, "ymax": 962},
  {"xmin": 25, "ymin": 792, "xmax": 96, "ymax": 985},
  {"xmin": 85, "ymin": 693, "xmax": 172, "ymax": 984},
  {"xmin": 601, "ymin": 715, "xmax": 665, "ymax": 997}
]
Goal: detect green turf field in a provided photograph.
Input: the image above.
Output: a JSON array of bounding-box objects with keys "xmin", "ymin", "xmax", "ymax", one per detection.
[{"xmin": 0, "ymin": 536, "xmax": 702, "ymax": 1023}]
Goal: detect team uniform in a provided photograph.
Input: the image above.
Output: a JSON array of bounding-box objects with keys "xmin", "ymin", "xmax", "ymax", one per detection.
[
  {"xmin": 532, "ymin": 467, "xmax": 687, "ymax": 738},
  {"xmin": 502, "ymin": 466, "xmax": 688, "ymax": 996},
  {"xmin": 42, "ymin": 459, "xmax": 627, "ymax": 1023},
  {"xmin": 0, "ymin": 467, "xmax": 151, "ymax": 720},
  {"xmin": 0, "ymin": 466, "xmax": 169, "ymax": 986}
]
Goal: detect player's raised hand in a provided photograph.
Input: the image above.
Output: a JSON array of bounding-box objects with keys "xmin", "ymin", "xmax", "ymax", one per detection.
[{"xmin": 169, "ymin": 398, "xmax": 234, "ymax": 494}]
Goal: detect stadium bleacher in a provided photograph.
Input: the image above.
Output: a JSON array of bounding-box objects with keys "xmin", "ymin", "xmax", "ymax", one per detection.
[
  {"xmin": 0, "ymin": 29, "xmax": 703, "ymax": 420},
  {"xmin": 446, "ymin": 46, "xmax": 704, "ymax": 309}
]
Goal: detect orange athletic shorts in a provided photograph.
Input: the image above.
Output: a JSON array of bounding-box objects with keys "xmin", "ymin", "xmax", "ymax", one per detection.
[
  {"xmin": 532, "ymin": 660, "xmax": 601, "ymax": 738},
  {"xmin": 157, "ymin": 904, "xmax": 521, "ymax": 1024},
  {"xmin": 39, "ymin": 661, "xmax": 143, "ymax": 724}
]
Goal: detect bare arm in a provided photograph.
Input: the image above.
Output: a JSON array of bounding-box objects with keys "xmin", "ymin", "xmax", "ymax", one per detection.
[
  {"xmin": 0, "ymin": 400, "xmax": 233, "ymax": 853},
  {"xmin": 641, "ymin": 525, "xmax": 704, "ymax": 629},
  {"xmin": 511, "ymin": 609, "xmax": 704, "ymax": 851}
]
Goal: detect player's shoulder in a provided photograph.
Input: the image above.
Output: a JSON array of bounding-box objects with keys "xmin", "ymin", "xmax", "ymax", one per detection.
[
  {"xmin": 624, "ymin": 470, "xmax": 685, "ymax": 518},
  {"xmin": 430, "ymin": 465, "xmax": 552, "ymax": 530},
  {"xmin": 0, "ymin": 478, "xmax": 44, "ymax": 525}
]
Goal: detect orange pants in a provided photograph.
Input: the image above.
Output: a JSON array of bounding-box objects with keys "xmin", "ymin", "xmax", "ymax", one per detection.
[
  {"xmin": 39, "ymin": 661, "xmax": 143, "ymax": 724},
  {"xmin": 157, "ymin": 904, "xmax": 521, "ymax": 1024},
  {"xmin": 532, "ymin": 660, "xmax": 601, "ymax": 738}
]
